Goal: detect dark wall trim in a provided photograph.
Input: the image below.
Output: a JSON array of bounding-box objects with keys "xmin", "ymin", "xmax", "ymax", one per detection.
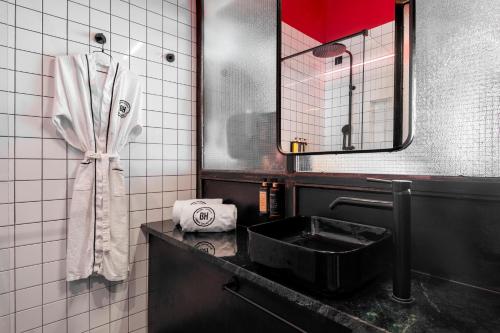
[
  {"xmin": 195, "ymin": 0, "xmax": 203, "ymax": 198},
  {"xmin": 200, "ymin": 170, "xmax": 500, "ymax": 199},
  {"xmin": 393, "ymin": 2, "xmax": 405, "ymax": 147}
]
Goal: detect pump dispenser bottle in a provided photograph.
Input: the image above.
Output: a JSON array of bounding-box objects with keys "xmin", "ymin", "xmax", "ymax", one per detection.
[
  {"xmin": 269, "ymin": 179, "xmax": 282, "ymax": 219},
  {"xmin": 259, "ymin": 179, "xmax": 270, "ymax": 217}
]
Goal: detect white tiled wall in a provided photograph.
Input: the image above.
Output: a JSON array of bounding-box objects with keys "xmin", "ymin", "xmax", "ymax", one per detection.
[{"xmin": 0, "ymin": 0, "xmax": 197, "ymax": 332}]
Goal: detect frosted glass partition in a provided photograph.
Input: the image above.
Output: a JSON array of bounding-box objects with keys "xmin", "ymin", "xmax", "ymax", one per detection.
[
  {"xmin": 299, "ymin": 1, "xmax": 500, "ymax": 177},
  {"xmin": 202, "ymin": 0, "xmax": 285, "ymax": 171}
]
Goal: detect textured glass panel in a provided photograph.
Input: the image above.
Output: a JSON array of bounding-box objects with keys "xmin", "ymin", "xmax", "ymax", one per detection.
[
  {"xmin": 203, "ymin": 0, "xmax": 285, "ymax": 171},
  {"xmin": 299, "ymin": 1, "xmax": 500, "ymax": 177}
]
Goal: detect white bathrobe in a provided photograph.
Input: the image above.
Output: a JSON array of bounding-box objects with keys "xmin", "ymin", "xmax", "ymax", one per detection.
[{"xmin": 52, "ymin": 53, "xmax": 143, "ymax": 281}]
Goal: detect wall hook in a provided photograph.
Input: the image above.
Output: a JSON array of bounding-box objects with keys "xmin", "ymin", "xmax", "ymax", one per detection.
[
  {"xmin": 95, "ymin": 33, "xmax": 107, "ymax": 45},
  {"xmin": 166, "ymin": 53, "xmax": 175, "ymax": 63},
  {"xmin": 95, "ymin": 33, "xmax": 107, "ymax": 51}
]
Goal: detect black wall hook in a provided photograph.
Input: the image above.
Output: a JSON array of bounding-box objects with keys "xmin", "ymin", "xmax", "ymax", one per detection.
[
  {"xmin": 166, "ymin": 53, "xmax": 175, "ymax": 63},
  {"xmin": 95, "ymin": 33, "xmax": 107, "ymax": 46}
]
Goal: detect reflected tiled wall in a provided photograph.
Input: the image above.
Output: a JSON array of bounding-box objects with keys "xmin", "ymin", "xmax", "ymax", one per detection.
[
  {"xmin": 324, "ymin": 21, "xmax": 395, "ymax": 151},
  {"xmin": 280, "ymin": 23, "xmax": 324, "ymax": 151},
  {"xmin": 0, "ymin": 0, "xmax": 197, "ymax": 332},
  {"xmin": 281, "ymin": 21, "xmax": 395, "ymax": 152}
]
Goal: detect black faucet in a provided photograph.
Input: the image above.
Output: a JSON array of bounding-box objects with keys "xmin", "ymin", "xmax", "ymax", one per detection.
[{"xmin": 329, "ymin": 178, "xmax": 413, "ymax": 303}]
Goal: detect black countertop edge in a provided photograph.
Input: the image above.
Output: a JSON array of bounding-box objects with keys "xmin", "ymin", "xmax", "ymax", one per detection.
[
  {"xmin": 141, "ymin": 222, "xmax": 384, "ymax": 332},
  {"xmin": 141, "ymin": 221, "xmax": 500, "ymax": 333}
]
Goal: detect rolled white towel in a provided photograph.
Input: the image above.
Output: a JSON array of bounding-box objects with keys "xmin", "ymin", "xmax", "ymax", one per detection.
[
  {"xmin": 172, "ymin": 198, "xmax": 223, "ymax": 224},
  {"xmin": 180, "ymin": 203, "xmax": 237, "ymax": 232}
]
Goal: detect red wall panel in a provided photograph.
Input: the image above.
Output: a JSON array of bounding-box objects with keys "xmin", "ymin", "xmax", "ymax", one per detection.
[{"xmin": 282, "ymin": 0, "xmax": 395, "ymax": 43}]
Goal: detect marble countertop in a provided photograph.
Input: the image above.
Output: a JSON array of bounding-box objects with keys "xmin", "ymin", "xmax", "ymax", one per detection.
[{"xmin": 141, "ymin": 221, "xmax": 500, "ymax": 333}]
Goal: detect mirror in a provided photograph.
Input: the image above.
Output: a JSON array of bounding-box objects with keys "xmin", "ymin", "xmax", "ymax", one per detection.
[{"xmin": 278, "ymin": 0, "xmax": 413, "ymax": 154}]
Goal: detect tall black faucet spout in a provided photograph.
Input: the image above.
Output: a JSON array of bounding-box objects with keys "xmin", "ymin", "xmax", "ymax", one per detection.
[
  {"xmin": 329, "ymin": 179, "xmax": 413, "ymax": 303},
  {"xmin": 329, "ymin": 197, "xmax": 393, "ymax": 210},
  {"xmin": 391, "ymin": 180, "xmax": 413, "ymax": 303}
]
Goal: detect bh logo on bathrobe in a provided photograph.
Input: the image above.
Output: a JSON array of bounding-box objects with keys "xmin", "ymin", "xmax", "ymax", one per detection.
[{"xmin": 52, "ymin": 53, "xmax": 143, "ymax": 282}]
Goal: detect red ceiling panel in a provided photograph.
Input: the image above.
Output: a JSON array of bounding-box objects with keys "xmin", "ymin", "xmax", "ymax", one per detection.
[{"xmin": 282, "ymin": 0, "xmax": 395, "ymax": 43}]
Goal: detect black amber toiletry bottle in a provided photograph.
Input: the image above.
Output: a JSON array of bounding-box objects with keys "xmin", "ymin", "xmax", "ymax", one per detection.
[
  {"xmin": 259, "ymin": 179, "xmax": 270, "ymax": 217},
  {"xmin": 269, "ymin": 180, "xmax": 282, "ymax": 219}
]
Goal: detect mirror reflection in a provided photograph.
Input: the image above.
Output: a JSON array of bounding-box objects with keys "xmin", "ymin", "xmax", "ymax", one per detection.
[{"xmin": 279, "ymin": 0, "xmax": 412, "ymax": 154}]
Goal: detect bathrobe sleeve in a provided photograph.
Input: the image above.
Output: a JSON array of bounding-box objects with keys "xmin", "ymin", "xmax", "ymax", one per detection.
[
  {"xmin": 51, "ymin": 56, "xmax": 85, "ymax": 151},
  {"xmin": 118, "ymin": 76, "xmax": 143, "ymax": 149}
]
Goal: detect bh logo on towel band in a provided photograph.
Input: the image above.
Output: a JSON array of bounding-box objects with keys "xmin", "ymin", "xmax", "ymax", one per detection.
[
  {"xmin": 193, "ymin": 207, "xmax": 216, "ymax": 227},
  {"xmin": 194, "ymin": 241, "xmax": 216, "ymax": 255},
  {"xmin": 190, "ymin": 200, "xmax": 207, "ymax": 205},
  {"xmin": 118, "ymin": 100, "xmax": 131, "ymax": 118}
]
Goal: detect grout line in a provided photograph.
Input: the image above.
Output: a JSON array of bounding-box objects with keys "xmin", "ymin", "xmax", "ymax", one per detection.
[
  {"xmin": 161, "ymin": 0, "xmax": 165, "ymax": 223},
  {"xmin": 40, "ymin": 0, "xmax": 45, "ymax": 325},
  {"xmin": 86, "ymin": 1, "xmax": 91, "ymax": 330},
  {"xmin": 13, "ymin": 1, "xmax": 17, "ymax": 330}
]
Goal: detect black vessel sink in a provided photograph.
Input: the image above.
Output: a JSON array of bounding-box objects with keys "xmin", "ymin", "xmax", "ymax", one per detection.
[{"xmin": 247, "ymin": 216, "xmax": 392, "ymax": 295}]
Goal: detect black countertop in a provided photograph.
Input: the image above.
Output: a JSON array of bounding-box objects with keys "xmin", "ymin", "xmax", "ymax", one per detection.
[{"xmin": 141, "ymin": 221, "xmax": 500, "ymax": 333}]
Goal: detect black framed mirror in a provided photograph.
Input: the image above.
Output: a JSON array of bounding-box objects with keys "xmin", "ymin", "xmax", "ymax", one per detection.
[{"xmin": 277, "ymin": 0, "xmax": 414, "ymax": 155}]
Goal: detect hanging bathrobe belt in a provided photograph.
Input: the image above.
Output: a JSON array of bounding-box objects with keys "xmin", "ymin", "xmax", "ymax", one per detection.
[{"xmin": 84, "ymin": 151, "xmax": 119, "ymax": 253}]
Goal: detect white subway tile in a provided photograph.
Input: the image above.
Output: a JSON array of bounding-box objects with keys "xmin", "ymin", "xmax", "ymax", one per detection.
[
  {"xmin": 43, "ymin": 14, "xmax": 67, "ymax": 40},
  {"xmin": 15, "ymin": 222, "xmax": 42, "ymax": 246},
  {"xmin": 43, "ymin": 318, "xmax": 67, "ymax": 333},
  {"xmin": 15, "ymin": 201, "xmax": 42, "ymax": 224},
  {"xmin": 68, "ymin": 311, "xmax": 89, "ymax": 333},
  {"xmin": 42, "ymin": 199, "xmax": 66, "ymax": 221},
  {"xmin": 16, "ymin": 284, "xmax": 42, "ymax": 311},
  {"xmin": 128, "ymin": 310, "xmax": 146, "ymax": 331},
  {"xmin": 43, "ymin": 239, "xmax": 66, "ymax": 262},
  {"xmin": 42, "ymin": 219, "xmax": 66, "ymax": 242},
  {"xmin": 89, "ymin": 286, "xmax": 109, "ymax": 310},
  {"xmin": 43, "ymin": 279, "xmax": 66, "ymax": 303},
  {"xmin": 42, "ymin": 259, "xmax": 65, "ymax": 283},
  {"xmin": 15, "ymin": 305, "xmax": 42, "ymax": 332},
  {"xmin": 90, "ymin": 0, "xmax": 110, "ymax": 13},
  {"xmin": 16, "ymin": 7, "xmax": 42, "ymax": 32},
  {"xmin": 111, "ymin": 0, "xmax": 129, "ymax": 20},
  {"xmin": 15, "ymin": 180, "xmax": 41, "ymax": 202},
  {"xmin": 0, "ymin": 269, "xmax": 13, "ymax": 294},
  {"xmin": 90, "ymin": 305, "xmax": 109, "ymax": 329},
  {"xmin": 43, "ymin": 0, "xmax": 68, "ymax": 19},
  {"xmin": 43, "ymin": 159, "xmax": 67, "ymax": 179},
  {"xmin": 43, "ymin": 179, "xmax": 66, "ymax": 200},
  {"xmin": 43, "ymin": 298, "xmax": 67, "ymax": 325},
  {"xmin": 68, "ymin": 1, "xmax": 90, "ymax": 25},
  {"xmin": 109, "ymin": 317, "xmax": 128, "ymax": 333},
  {"xmin": 90, "ymin": 9, "xmax": 110, "ymax": 31},
  {"xmin": 67, "ymin": 293, "xmax": 89, "ymax": 317},
  {"xmin": 0, "ymin": 292, "xmax": 14, "ymax": 316}
]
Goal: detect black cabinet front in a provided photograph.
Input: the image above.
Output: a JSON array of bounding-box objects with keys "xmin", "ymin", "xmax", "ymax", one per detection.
[{"xmin": 148, "ymin": 235, "xmax": 349, "ymax": 333}]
